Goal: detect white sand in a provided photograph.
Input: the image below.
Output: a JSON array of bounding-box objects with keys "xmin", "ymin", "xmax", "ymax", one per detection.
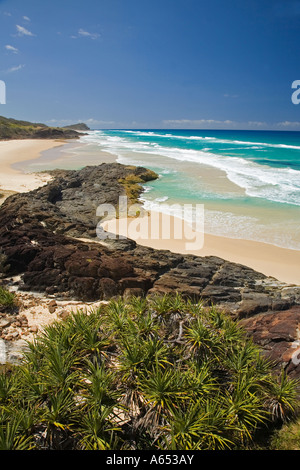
[{"xmin": 0, "ymin": 139, "xmax": 65, "ymax": 193}]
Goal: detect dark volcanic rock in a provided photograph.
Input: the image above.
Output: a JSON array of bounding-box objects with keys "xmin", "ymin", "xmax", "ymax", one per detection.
[
  {"xmin": 1, "ymin": 162, "xmax": 300, "ymax": 375},
  {"xmin": 0, "ymin": 162, "xmax": 297, "ymax": 307},
  {"xmin": 32, "ymin": 127, "xmax": 80, "ymax": 139},
  {"xmin": 0, "ymin": 163, "xmax": 160, "ymax": 301}
]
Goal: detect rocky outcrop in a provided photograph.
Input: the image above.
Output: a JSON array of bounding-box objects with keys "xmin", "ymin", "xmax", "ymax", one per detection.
[
  {"xmin": 0, "ymin": 162, "xmax": 300, "ymax": 374},
  {"xmin": 63, "ymin": 123, "xmax": 90, "ymax": 131},
  {"xmin": 31, "ymin": 127, "xmax": 80, "ymax": 140}
]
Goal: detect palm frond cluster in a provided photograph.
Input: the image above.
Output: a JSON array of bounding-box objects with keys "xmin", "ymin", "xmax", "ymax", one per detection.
[{"xmin": 0, "ymin": 294, "xmax": 299, "ymax": 450}]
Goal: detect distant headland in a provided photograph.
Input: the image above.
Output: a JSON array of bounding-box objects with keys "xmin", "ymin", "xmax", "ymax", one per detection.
[{"xmin": 0, "ymin": 115, "xmax": 90, "ymax": 140}]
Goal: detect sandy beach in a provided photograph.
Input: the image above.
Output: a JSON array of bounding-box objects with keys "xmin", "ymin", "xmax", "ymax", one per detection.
[
  {"xmin": 101, "ymin": 211, "xmax": 300, "ymax": 286},
  {"xmin": 0, "ymin": 139, "xmax": 66, "ymax": 195},
  {"xmin": 1, "ymin": 138, "xmax": 299, "ymax": 286}
]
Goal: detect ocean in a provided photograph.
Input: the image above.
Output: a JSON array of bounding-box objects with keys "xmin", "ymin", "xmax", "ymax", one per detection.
[{"xmin": 19, "ymin": 129, "xmax": 300, "ymax": 251}]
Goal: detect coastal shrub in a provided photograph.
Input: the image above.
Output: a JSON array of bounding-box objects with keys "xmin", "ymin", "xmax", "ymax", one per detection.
[
  {"xmin": 0, "ymin": 286, "xmax": 16, "ymax": 309},
  {"xmin": 0, "ymin": 294, "xmax": 298, "ymax": 450}
]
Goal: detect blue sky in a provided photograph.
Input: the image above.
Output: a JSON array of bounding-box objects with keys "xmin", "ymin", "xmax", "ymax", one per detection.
[{"xmin": 0, "ymin": 0, "xmax": 300, "ymax": 129}]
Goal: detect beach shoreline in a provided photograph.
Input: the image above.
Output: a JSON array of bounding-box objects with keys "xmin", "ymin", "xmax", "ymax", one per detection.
[
  {"xmin": 0, "ymin": 139, "xmax": 67, "ymax": 194},
  {"xmin": 1, "ymin": 138, "xmax": 299, "ymax": 286}
]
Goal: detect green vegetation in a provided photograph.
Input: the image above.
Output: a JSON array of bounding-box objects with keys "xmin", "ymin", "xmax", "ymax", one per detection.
[
  {"xmin": 0, "ymin": 115, "xmax": 80, "ymax": 140},
  {"xmin": 0, "ymin": 116, "xmax": 47, "ymax": 139},
  {"xmin": 0, "ymin": 286, "xmax": 16, "ymax": 310},
  {"xmin": 0, "ymin": 294, "xmax": 299, "ymax": 450}
]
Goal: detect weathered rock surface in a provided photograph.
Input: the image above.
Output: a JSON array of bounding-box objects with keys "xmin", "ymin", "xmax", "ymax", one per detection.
[
  {"xmin": 0, "ymin": 162, "xmax": 300, "ymax": 374},
  {"xmin": 240, "ymin": 306, "xmax": 300, "ymax": 378}
]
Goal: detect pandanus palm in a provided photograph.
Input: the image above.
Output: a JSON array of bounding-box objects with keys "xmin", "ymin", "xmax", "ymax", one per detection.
[
  {"xmin": 162, "ymin": 398, "xmax": 236, "ymax": 450},
  {"xmin": 0, "ymin": 294, "xmax": 298, "ymax": 450},
  {"xmin": 136, "ymin": 365, "xmax": 190, "ymax": 440},
  {"xmin": 77, "ymin": 405, "xmax": 121, "ymax": 450},
  {"xmin": 82, "ymin": 359, "xmax": 120, "ymax": 407},
  {"xmin": 116, "ymin": 336, "xmax": 155, "ymax": 418},
  {"xmin": 40, "ymin": 388, "xmax": 77, "ymax": 449},
  {"xmin": 263, "ymin": 370, "xmax": 299, "ymax": 423},
  {"xmin": 0, "ymin": 410, "xmax": 34, "ymax": 450},
  {"xmin": 185, "ymin": 316, "xmax": 223, "ymax": 362}
]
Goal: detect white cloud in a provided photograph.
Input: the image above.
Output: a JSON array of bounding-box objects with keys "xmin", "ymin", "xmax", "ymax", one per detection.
[
  {"xmin": 16, "ymin": 24, "xmax": 35, "ymax": 37},
  {"xmin": 7, "ymin": 64, "xmax": 25, "ymax": 73},
  {"xmin": 247, "ymin": 121, "xmax": 268, "ymax": 127},
  {"xmin": 162, "ymin": 119, "xmax": 300, "ymax": 130},
  {"xmin": 75, "ymin": 28, "xmax": 100, "ymax": 40},
  {"xmin": 5, "ymin": 44, "xmax": 19, "ymax": 54},
  {"xmin": 163, "ymin": 119, "xmax": 237, "ymax": 128},
  {"xmin": 23, "ymin": 16, "xmax": 30, "ymax": 21},
  {"xmin": 276, "ymin": 121, "xmax": 300, "ymax": 129},
  {"xmin": 46, "ymin": 118, "xmax": 114, "ymax": 127},
  {"xmin": 85, "ymin": 118, "xmax": 114, "ymax": 125}
]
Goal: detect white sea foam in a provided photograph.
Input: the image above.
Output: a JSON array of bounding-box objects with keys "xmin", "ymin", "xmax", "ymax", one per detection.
[
  {"xmin": 139, "ymin": 198, "xmax": 300, "ymax": 249},
  {"xmin": 121, "ymin": 130, "xmax": 300, "ymax": 150},
  {"xmin": 78, "ymin": 131, "xmax": 300, "ymax": 248},
  {"xmin": 140, "ymin": 196, "xmax": 196, "ymax": 228},
  {"xmin": 204, "ymin": 209, "xmax": 300, "ymax": 250},
  {"xmin": 142, "ymin": 186, "xmax": 153, "ymax": 194},
  {"xmin": 80, "ymin": 131, "xmax": 300, "ymax": 206}
]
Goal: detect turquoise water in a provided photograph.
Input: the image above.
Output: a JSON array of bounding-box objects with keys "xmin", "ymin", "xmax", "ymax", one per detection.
[
  {"xmin": 82, "ymin": 129, "xmax": 300, "ymax": 249},
  {"xmin": 19, "ymin": 129, "xmax": 300, "ymax": 250},
  {"xmin": 82, "ymin": 129, "xmax": 300, "ymax": 204}
]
